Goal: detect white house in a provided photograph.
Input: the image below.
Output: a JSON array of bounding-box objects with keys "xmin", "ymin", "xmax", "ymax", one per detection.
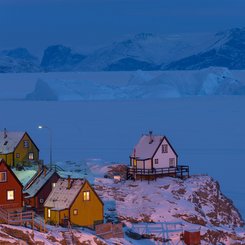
[{"xmin": 130, "ymin": 132, "xmax": 178, "ymax": 170}]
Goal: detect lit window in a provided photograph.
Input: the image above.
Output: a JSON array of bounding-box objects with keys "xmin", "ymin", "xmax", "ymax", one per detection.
[
  {"xmin": 52, "ymin": 183, "xmax": 56, "ymax": 188},
  {"xmin": 169, "ymin": 158, "xmax": 175, "ymax": 167},
  {"xmin": 162, "ymin": 144, "xmax": 168, "ymax": 153},
  {"xmin": 24, "ymin": 141, "xmax": 29, "ymax": 148},
  {"xmin": 47, "ymin": 209, "xmax": 51, "ymax": 218},
  {"xmin": 73, "ymin": 209, "xmax": 78, "ymax": 215},
  {"xmin": 83, "ymin": 191, "xmax": 90, "ymax": 201},
  {"xmin": 7, "ymin": 190, "xmax": 14, "ymax": 200},
  {"xmin": 0, "ymin": 172, "xmax": 7, "ymax": 182},
  {"xmin": 155, "ymin": 159, "xmax": 159, "ymax": 164},
  {"xmin": 28, "ymin": 152, "xmax": 34, "ymax": 160},
  {"xmin": 133, "ymin": 159, "xmax": 137, "ymax": 167},
  {"xmin": 16, "ymin": 153, "xmax": 20, "ymax": 158}
]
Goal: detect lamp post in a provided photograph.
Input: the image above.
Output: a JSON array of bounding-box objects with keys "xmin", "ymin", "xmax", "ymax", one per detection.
[{"xmin": 38, "ymin": 125, "xmax": 52, "ymax": 168}]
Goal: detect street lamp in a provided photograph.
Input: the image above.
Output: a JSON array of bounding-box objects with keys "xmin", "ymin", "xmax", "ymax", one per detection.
[{"xmin": 38, "ymin": 125, "xmax": 52, "ymax": 168}]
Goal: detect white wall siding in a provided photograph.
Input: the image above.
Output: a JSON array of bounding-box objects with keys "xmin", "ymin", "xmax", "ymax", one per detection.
[
  {"xmin": 145, "ymin": 159, "xmax": 152, "ymax": 169},
  {"xmin": 137, "ymin": 160, "xmax": 144, "ymax": 169},
  {"xmin": 153, "ymin": 138, "xmax": 177, "ymax": 168}
]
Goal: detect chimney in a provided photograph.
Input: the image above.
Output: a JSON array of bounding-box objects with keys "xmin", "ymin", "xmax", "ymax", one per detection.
[
  {"xmin": 43, "ymin": 167, "xmax": 47, "ymax": 177},
  {"xmin": 38, "ymin": 162, "xmax": 42, "ymax": 173},
  {"xmin": 149, "ymin": 131, "xmax": 153, "ymax": 144},
  {"xmin": 4, "ymin": 128, "xmax": 7, "ymax": 139},
  {"xmin": 67, "ymin": 175, "xmax": 71, "ymax": 189}
]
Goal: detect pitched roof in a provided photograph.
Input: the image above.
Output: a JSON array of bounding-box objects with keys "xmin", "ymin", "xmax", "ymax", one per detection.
[
  {"xmin": 23, "ymin": 168, "xmax": 58, "ymax": 198},
  {"xmin": 0, "ymin": 131, "xmax": 25, "ymax": 154},
  {"xmin": 44, "ymin": 178, "xmax": 85, "ymax": 211},
  {"xmin": 0, "ymin": 158, "xmax": 23, "ymax": 187},
  {"xmin": 130, "ymin": 134, "xmax": 164, "ymax": 160}
]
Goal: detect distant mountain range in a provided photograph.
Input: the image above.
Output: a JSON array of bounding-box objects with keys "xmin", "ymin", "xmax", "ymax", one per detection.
[{"xmin": 1, "ymin": 28, "xmax": 245, "ymax": 72}]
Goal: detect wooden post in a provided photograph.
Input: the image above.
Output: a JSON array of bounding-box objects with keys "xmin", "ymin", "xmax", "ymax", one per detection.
[{"xmin": 20, "ymin": 212, "xmax": 22, "ymax": 226}]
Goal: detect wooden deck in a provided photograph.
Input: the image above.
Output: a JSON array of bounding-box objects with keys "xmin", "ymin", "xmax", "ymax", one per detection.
[{"xmin": 127, "ymin": 165, "xmax": 189, "ymax": 182}]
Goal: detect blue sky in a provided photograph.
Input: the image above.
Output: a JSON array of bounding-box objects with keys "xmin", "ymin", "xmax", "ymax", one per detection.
[{"xmin": 0, "ymin": 0, "xmax": 244, "ymax": 55}]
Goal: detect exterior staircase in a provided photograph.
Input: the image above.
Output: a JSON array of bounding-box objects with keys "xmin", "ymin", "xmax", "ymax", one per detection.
[
  {"xmin": 63, "ymin": 230, "xmax": 75, "ymax": 245},
  {"xmin": 0, "ymin": 207, "xmax": 46, "ymax": 233}
]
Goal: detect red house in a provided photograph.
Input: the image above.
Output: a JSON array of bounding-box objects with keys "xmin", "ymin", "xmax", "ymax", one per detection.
[
  {"xmin": 0, "ymin": 158, "xmax": 23, "ymax": 211},
  {"xmin": 23, "ymin": 165, "xmax": 60, "ymax": 212}
]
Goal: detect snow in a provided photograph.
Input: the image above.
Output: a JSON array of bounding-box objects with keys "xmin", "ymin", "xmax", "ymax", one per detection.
[
  {"xmin": 23, "ymin": 169, "xmax": 56, "ymax": 197},
  {"xmin": 13, "ymin": 169, "xmax": 36, "ymax": 186},
  {"xmin": 131, "ymin": 134, "xmax": 164, "ymax": 159},
  {"xmin": 44, "ymin": 178, "xmax": 85, "ymax": 210},
  {"xmin": 0, "ymin": 131, "xmax": 25, "ymax": 154}
]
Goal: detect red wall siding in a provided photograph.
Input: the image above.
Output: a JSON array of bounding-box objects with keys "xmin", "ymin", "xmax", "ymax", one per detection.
[{"xmin": 0, "ymin": 160, "xmax": 23, "ymax": 209}]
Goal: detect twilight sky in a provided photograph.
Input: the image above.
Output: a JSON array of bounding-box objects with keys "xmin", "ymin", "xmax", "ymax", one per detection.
[{"xmin": 0, "ymin": 0, "xmax": 244, "ymax": 56}]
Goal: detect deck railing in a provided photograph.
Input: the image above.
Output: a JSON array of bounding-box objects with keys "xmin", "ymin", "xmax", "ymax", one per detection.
[
  {"xmin": 0, "ymin": 207, "xmax": 46, "ymax": 232},
  {"xmin": 127, "ymin": 165, "xmax": 189, "ymax": 180}
]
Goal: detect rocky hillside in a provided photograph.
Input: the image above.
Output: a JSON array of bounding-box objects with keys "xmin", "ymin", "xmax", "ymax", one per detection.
[
  {"xmin": 94, "ymin": 170, "xmax": 245, "ymax": 244},
  {"xmin": 0, "ymin": 224, "xmax": 108, "ymax": 245}
]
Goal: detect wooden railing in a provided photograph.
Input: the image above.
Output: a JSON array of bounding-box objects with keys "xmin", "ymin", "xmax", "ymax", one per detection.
[
  {"xmin": 0, "ymin": 207, "xmax": 46, "ymax": 232},
  {"xmin": 127, "ymin": 165, "xmax": 189, "ymax": 180}
]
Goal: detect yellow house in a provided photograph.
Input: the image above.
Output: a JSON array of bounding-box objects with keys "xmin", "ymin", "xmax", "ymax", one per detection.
[
  {"xmin": 0, "ymin": 129, "xmax": 39, "ymax": 167},
  {"xmin": 44, "ymin": 177, "xmax": 104, "ymax": 228}
]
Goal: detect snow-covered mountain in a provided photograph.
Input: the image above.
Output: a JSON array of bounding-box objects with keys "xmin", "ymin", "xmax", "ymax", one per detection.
[
  {"xmin": 75, "ymin": 32, "xmax": 218, "ymax": 71},
  {"xmin": 164, "ymin": 28, "xmax": 245, "ymax": 70},
  {"xmin": 0, "ymin": 48, "xmax": 40, "ymax": 73},
  {"xmin": 1, "ymin": 28, "xmax": 245, "ymax": 72},
  {"xmin": 25, "ymin": 68, "xmax": 245, "ymax": 101},
  {"xmin": 40, "ymin": 45, "xmax": 86, "ymax": 71}
]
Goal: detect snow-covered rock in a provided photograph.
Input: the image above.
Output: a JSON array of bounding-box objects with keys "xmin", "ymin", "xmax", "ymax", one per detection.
[
  {"xmin": 164, "ymin": 28, "xmax": 245, "ymax": 70},
  {"xmin": 94, "ymin": 174, "xmax": 245, "ymax": 244},
  {"xmin": 0, "ymin": 48, "xmax": 40, "ymax": 73},
  {"xmin": 40, "ymin": 45, "xmax": 86, "ymax": 72}
]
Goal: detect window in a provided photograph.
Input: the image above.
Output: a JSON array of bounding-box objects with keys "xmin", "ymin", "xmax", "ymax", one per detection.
[
  {"xmin": 7, "ymin": 190, "xmax": 14, "ymax": 200},
  {"xmin": 23, "ymin": 140, "xmax": 29, "ymax": 148},
  {"xmin": 39, "ymin": 198, "xmax": 44, "ymax": 204},
  {"xmin": 28, "ymin": 152, "xmax": 34, "ymax": 160},
  {"xmin": 16, "ymin": 153, "xmax": 20, "ymax": 158},
  {"xmin": 154, "ymin": 159, "xmax": 159, "ymax": 165},
  {"xmin": 133, "ymin": 159, "xmax": 137, "ymax": 167},
  {"xmin": 169, "ymin": 158, "xmax": 175, "ymax": 167},
  {"xmin": 162, "ymin": 144, "xmax": 168, "ymax": 153},
  {"xmin": 73, "ymin": 209, "xmax": 78, "ymax": 215},
  {"xmin": 52, "ymin": 183, "xmax": 56, "ymax": 189},
  {"xmin": 47, "ymin": 209, "xmax": 51, "ymax": 218},
  {"xmin": 0, "ymin": 172, "xmax": 7, "ymax": 182},
  {"xmin": 83, "ymin": 191, "xmax": 90, "ymax": 201}
]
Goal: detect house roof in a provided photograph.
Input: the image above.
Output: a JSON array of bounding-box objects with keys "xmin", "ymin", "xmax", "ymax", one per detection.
[
  {"xmin": 44, "ymin": 178, "xmax": 85, "ymax": 211},
  {"xmin": 0, "ymin": 131, "xmax": 25, "ymax": 154},
  {"xmin": 130, "ymin": 134, "xmax": 164, "ymax": 160},
  {"xmin": 0, "ymin": 158, "xmax": 23, "ymax": 187},
  {"xmin": 23, "ymin": 168, "xmax": 58, "ymax": 198}
]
